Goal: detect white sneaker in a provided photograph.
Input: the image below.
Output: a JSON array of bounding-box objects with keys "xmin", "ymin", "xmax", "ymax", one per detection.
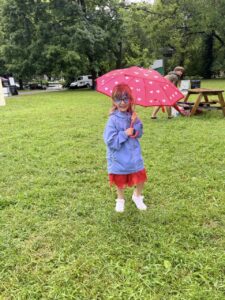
[
  {"xmin": 115, "ymin": 199, "xmax": 125, "ymax": 213},
  {"xmin": 132, "ymin": 194, "xmax": 147, "ymax": 210}
]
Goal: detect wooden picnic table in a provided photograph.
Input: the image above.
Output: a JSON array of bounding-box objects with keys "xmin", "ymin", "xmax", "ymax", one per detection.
[{"xmin": 180, "ymin": 88, "xmax": 225, "ymax": 117}]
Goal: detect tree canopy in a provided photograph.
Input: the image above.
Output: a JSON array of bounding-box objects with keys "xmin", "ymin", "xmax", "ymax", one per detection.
[{"xmin": 0, "ymin": 0, "xmax": 225, "ymax": 81}]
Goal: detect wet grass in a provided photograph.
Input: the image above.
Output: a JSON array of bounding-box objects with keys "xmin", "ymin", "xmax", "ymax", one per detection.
[{"xmin": 0, "ymin": 85, "xmax": 225, "ymax": 299}]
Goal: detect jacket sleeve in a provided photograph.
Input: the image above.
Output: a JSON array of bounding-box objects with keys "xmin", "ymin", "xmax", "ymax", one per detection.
[
  {"xmin": 132, "ymin": 118, "xmax": 143, "ymax": 138},
  {"xmin": 104, "ymin": 118, "xmax": 128, "ymax": 150}
]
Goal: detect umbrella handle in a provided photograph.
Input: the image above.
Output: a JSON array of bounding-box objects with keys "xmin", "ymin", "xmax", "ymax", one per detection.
[
  {"xmin": 129, "ymin": 121, "xmax": 138, "ymax": 138},
  {"xmin": 130, "ymin": 109, "xmax": 136, "ymax": 128},
  {"xmin": 130, "ymin": 111, "xmax": 139, "ymax": 138},
  {"xmin": 130, "ymin": 103, "xmax": 136, "ymax": 127}
]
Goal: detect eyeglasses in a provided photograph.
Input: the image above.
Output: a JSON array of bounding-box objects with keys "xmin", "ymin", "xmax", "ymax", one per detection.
[{"xmin": 114, "ymin": 97, "xmax": 130, "ymax": 104}]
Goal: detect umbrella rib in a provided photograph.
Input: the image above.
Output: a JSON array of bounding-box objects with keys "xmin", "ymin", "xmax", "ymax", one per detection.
[
  {"xmin": 161, "ymin": 82, "xmax": 184, "ymax": 105},
  {"xmin": 143, "ymin": 78, "xmax": 148, "ymax": 106}
]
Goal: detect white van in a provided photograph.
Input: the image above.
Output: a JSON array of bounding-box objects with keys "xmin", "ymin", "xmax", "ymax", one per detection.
[
  {"xmin": 1, "ymin": 77, "xmax": 10, "ymax": 96},
  {"xmin": 1, "ymin": 77, "xmax": 19, "ymax": 96},
  {"xmin": 70, "ymin": 75, "xmax": 93, "ymax": 89}
]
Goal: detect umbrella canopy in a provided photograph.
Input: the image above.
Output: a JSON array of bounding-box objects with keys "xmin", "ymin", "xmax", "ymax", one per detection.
[{"xmin": 96, "ymin": 66, "xmax": 184, "ymax": 107}]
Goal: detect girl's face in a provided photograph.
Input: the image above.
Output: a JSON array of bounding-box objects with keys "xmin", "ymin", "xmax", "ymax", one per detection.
[{"xmin": 113, "ymin": 92, "xmax": 131, "ymax": 112}]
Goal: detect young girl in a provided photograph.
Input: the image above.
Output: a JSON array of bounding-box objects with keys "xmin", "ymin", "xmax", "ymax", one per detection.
[{"xmin": 103, "ymin": 84, "xmax": 147, "ymax": 212}]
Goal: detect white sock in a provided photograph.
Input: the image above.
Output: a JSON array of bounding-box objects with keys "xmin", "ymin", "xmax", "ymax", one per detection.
[
  {"xmin": 115, "ymin": 198, "xmax": 125, "ymax": 213},
  {"xmin": 132, "ymin": 194, "xmax": 147, "ymax": 210}
]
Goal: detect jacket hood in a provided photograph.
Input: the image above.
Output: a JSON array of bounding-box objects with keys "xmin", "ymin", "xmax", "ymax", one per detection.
[{"xmin": 112, "ymin": 110, "xmax": 131, "ymax": 119}]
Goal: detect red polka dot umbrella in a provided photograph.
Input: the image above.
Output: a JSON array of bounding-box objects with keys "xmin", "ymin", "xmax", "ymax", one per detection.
[{"xmin": 96, "ymin": 66, "xmax": 184, "ymax": 107}]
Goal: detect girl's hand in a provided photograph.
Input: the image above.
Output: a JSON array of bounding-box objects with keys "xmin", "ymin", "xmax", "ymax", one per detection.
[
  {"xmin": 131, "ymin": 112, "xmax": 137, "ymax": 123},
  {"xmin": 125, "ymin": 127, "xmax": 134, "ymax": 136}
]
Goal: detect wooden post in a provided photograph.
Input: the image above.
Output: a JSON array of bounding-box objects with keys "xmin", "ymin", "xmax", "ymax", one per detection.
[
  {"xmin": 0, "ymin": 79, "xmax": 6, "ymax": 106},
  {"xmin": 190, "ymin": 93, "xmax": 203, "ymax": 116},
  {"xmin": 218, "ymin": 92, "xmax": 225, "ymax": 116}
]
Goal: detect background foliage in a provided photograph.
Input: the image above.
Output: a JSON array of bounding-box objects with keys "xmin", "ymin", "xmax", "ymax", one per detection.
[{"xmin": 0, "ymin": 0, "xmax": 225, "ymax": 80}]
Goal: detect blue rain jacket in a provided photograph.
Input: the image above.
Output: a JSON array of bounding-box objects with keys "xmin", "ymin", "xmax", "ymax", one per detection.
[{"xmin": 103, "ymin": 110, "xmax": 144, "ymax": 174}]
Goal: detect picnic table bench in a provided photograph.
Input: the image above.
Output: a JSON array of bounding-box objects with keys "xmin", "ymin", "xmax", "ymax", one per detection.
[{"xmin": 178, "ymin": 88, "xmax": 225, "ymax": 117}]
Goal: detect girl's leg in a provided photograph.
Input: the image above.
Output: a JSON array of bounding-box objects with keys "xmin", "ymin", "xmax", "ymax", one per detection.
[
  {"xmin": 166, "ymin": 106, "xmax": 172, "ymax": 118},
  {"xmin": 132, "ymin": 182, "xmax": 147, "ymax": 210},
  {"xmin": 133, "ymin": 182, "xmax": 144, "ymax": 197},
  {"xmin": 115, "ymin": 187, "xmax": 125, "ymax": 212},
  {"xmin": 151, "ymin": 106, "xmax": 160, "ymax": 118},
  {"xmin": 116, "ymin": 187, "xmax": 125, "ymax": 199}
]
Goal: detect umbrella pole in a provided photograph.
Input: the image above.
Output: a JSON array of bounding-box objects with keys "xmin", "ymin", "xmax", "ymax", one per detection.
[{"xmin": 130, "ymin": 103, "xmax": 136, "ymax": 128}]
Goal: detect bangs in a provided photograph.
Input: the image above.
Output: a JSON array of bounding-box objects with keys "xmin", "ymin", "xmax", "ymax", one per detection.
[{"xmin": 112, "ymin": 84, "xmax": 134, "ymax": 102}]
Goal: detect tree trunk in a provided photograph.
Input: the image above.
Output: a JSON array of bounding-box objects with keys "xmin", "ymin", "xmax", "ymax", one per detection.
[
  {"xmin": 19, "ymin": 78, "xmax": 24, "ymax": 90},
  {"xmin": 78, "ymin": 0, "xmax": 86, "ymax": 13},
  {"xmin": 116, "ymin": 41, "xmax": 123, "ymax": 69},
  {"xmin": 202, "ymin": 33, "xmax": 214, "ymax": 79},
  {"xmin": 91, "ymin": 69, "xmax": 97, "ymax": 90}
]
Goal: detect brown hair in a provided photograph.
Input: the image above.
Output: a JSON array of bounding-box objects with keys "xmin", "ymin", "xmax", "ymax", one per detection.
[
  {"xmin": 174, "ymin": 66, "xmax": 185, "ymax": 74},
  {"xmin": 110, "ymin": 84, "xmax": 135, "ymax": 114}
]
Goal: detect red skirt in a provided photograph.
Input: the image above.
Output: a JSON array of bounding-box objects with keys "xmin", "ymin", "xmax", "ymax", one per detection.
[{"xmin": 109, "ymin": 169, "xmax": 147, "ymax": 189}]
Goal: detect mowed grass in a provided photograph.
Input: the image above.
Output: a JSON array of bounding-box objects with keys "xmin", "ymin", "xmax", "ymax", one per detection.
[{"xmin": 0, "ymin": 81, "xmax": 225, "ymax": 299}]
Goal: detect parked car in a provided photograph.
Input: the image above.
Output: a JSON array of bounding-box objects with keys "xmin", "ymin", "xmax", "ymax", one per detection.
[
  {"xmin": 69, "ymin": 75, "xmax": 93, "ymax": 89},
  {"xmin": 47, "ymin": 82, "xmax": 63, "ymax": 89},
  {"xmin": 29, "ymin": 83, "xmax": 47, "ymax": 90}
]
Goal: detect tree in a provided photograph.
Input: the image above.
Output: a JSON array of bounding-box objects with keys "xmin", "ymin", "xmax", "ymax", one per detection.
[
  {"xmin": 120, "ymin": 1, "xmax": 155, "ymax": 68},
  {"xmin": 0, "ymin": 8, "xmax": 7, "ymax": 76},
  {"xmin": 1, "ymin": 0, "xmax": 225, "ymax": 81},
  {"xmin": 0, "ymin": 0, "xmax": 125, "ymax": 84},
  {"xmin": 148, "ymin": 0, "xmax": 225, "ymax": 78}
]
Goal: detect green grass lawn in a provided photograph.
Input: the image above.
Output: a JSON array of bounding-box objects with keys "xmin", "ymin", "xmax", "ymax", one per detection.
[{"xmin": 0, "ymin": 82, "xmax": 225, "ymax": 299}]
